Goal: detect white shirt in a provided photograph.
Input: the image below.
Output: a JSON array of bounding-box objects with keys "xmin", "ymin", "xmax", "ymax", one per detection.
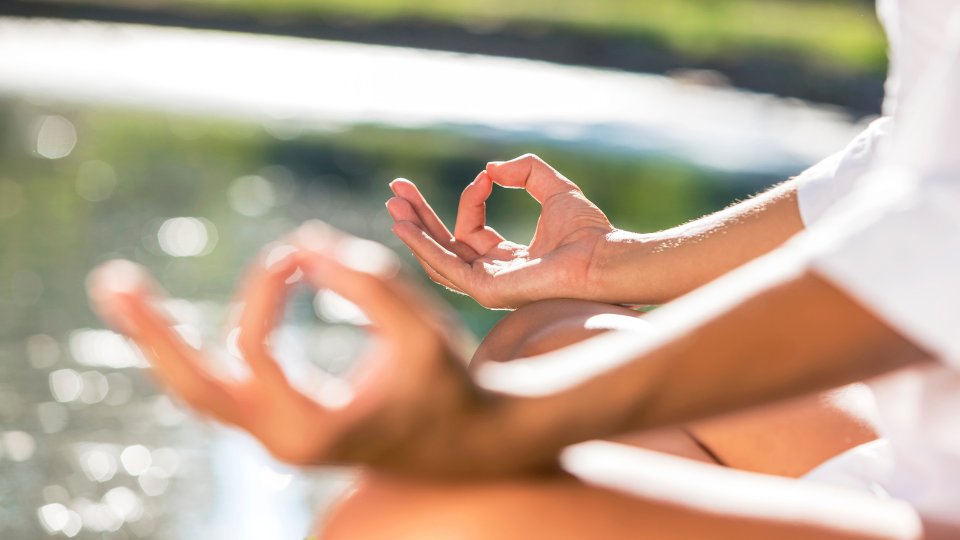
[{"xmin": 792, "ymin": 0, "xmax": 960, "ymax": 525}]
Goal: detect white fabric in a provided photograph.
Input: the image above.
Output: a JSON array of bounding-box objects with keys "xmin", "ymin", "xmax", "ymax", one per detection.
[
  {"xmin": 794, "ymin": 118, "xmax": 891, "ymax": 226},
  {"xmin": 869, "ymin": 367, "xmax": 960, "ymax": 522},
  {"xmin": 796, "ymin": 0, "xmax": 960, "ymax": 226},
  {"xmin": 803, "ymin": 439, "xmax": 895, "ymax": 498},
  {"xmin": 791, "ymin": 0, "xmax": 960, "ymax": 526},
  {"xmin": 877, "ymin": 0, "xmax": 960, "ymax": 116}
]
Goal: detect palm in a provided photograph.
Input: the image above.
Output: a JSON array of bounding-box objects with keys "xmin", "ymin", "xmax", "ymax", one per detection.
[
  {"xmin": 388, "ymin": 154, "xmax": 614, "ymax": 308},
  {"xmin": 86, "ymin": 227, "xmax": 488, "ymax": 475}
]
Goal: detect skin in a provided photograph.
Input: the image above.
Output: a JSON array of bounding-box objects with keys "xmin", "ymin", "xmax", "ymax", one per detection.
[
  {"xmin": 470, "ymin": 298, "xmax": 880, "ymax": 477},
  {"xmin": 86, "ymin": 155, "xmax": 954, "ymax": 537},
  {"xmin": 387, "ymin": 153, "xmax": 805, "ymax": 307},
  {"xmin": 322, "ymin": 447, "xmax": 929, "ymax": 540},
  {"xmin": 384, "ymin": 152, "xmax": 881, "ymax": 478}
]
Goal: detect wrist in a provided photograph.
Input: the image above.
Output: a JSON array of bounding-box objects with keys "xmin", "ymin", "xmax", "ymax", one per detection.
[
  {"xmin": 587, "ymin": 229, "xmax": 675, "ymax": 304},
  {"xmin": 472, "ymin": 349, "xmax": 653, "ymax": 472}
]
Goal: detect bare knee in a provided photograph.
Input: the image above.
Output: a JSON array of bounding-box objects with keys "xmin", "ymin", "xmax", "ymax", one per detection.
[
  {"xmin": 320, "ymin": 476, "xmax": 437, "ymax": 540},
  {"xmin": 320, "ymin": 475, "xmax": 536, "ymax": 540},
  {"xmin": 472, "ymin": 299, "xmax": 645, "ymax": 366}
]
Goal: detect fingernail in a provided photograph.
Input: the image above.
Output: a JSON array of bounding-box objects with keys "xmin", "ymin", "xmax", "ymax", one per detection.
[
  {"xmin": 85, "ymin": 265, "xmax": 141, "ymax": 336},
  {"xmin": 263, "ymin": 243, "xmax": 297, "ymax": 272},
  {"xmin": 226, "ymin": 302, "xmax": 246, "ymax": 328},
  {"xmin": 86, "ymin": 259, "xmax": 143, "ymax": 301},
  {"xmin": 297, "ymin": 220, "xmax": 336, "ymax": 252},
  {"xmin": 336, "ymin": 237, "xmax": 399, "ymax": 277}
]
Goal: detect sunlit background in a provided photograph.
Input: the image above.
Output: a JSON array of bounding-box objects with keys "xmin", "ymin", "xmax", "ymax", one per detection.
[{"xmin": 0, "ymin": 1, "xmax": 885, "ymax": 538}]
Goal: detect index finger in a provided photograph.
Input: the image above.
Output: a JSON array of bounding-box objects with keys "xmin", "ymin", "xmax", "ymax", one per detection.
[
  {"xmin": 389, "ymin": 178, "xmax": 479, "ymax": 260},
  {"xmin": 454, "ymin": 171, "xmax": 505, "ymax": 254},
  {"xmin": 233, "ymin": 243, "xmax": 302, "ymax": 391},
  {"xmin": 485, "ymin": 153, "xmax": 579, "ymax": 204},
  {"xmin": 87, "ymin": 260, "xmax": 241, "ymax": 422}
]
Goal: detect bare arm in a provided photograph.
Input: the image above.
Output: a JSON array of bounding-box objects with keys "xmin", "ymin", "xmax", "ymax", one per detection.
[
  {"xmin": 591, "ymin": 178, "xmax": 804, "ymax": 304},
  {"xmin": 389, "ymin": 154, "xmax": 805, "ymax": 307},
  {"xmin": 477, "ymin": 249, "xmax": 929, "ymax": 464},
  {"xmin": 88, "ymin": 222, "xmax": 927, "ymax": 479}
]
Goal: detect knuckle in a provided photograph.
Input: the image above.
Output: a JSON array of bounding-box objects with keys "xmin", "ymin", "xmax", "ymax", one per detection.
[
  {"xmin": 520, "ymin": 154, "xmax": 551, "ymax": 179},
  {"xmin": 260, "ymin": 423, "xmax": 328, "ymax": 465}
]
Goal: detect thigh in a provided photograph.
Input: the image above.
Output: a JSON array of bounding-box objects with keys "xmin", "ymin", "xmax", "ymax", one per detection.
[
  {"xmin": 689, "ymin": 383, "xmax": 879, "ymax": 477},
  {"xmin": 470, "ymin": 298, "xmax": 647, "ymax": 365},
  {"xmin": 471, "ymin": 298, "xmax": 878, "ymax": 477},
  {"xmin": 320, "ymin": 443, "xmax": 922, "ymax": 540},
  {"xmin": 472, "ymin": 299, "xmax": 716, "ymax": 463}
]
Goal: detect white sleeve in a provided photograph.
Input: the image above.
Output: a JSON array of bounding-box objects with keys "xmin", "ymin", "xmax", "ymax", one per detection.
[
  {"xmin": 794, "ymin": 118, "xmax": 891, "ymax": 227},
  {"xmin": 791, "ymin": 169, "xmax": 960, "ymax": 369},
  {"xmin": 790, "ymin": 12, "xmax": 960, "ymax": 369}
]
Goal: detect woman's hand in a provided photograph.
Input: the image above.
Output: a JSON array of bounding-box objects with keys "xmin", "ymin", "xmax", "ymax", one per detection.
[
  {"xmin": 86, "ymin": 221, "xmax": 543, "ymax": 477},
  {"xmin": 387, "ymin": 154, "xmax": 618, "ymax": 309}
]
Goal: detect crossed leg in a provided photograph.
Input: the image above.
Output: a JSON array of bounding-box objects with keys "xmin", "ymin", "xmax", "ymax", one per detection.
[
  {"xmin": 469, "ymin": 298, "xmax": 880, "ymax": 476},
  {"xmin": 317, "ymin": 299, "xmax": 916, "ymax": 540}
]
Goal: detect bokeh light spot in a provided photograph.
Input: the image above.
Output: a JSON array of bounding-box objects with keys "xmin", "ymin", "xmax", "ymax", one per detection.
[
  {"xmin": 157, "ymin": 217, "xmax": 217, "ymax": 257},
  {"xmin": 2, "ymin": 430, "xmax": 36, "ymax": 461},
  {"xmin": 33, "ymin": 115, "xmax": 77, "ymax": 160},
  {"xmin": 49, "ymin": 369, "xmax": 83, "ymax": 403},
  {"xmin": 138, "ymin": 470, "xmax": 169, "ymax": 496},
  {"xmin": 37, "ymin": 503, "xmax": 69, "ymax": 534},
  {"xmin": 79, "ymin": 371, "xmax": 109, "ymax": 404},
  {"xmin": 314, "ymin": 290, "xmax": 370, "ymax": 326},
  {"xmin": 228, "ymin": 175, "xmax": 275, "ymax": 217},
  {"xmin": 79, "ymin": 446, "xmax": 118, "ymax": 483},
  {"xmin": 120, "ymin": 444, "xmax": 152, "ymax": 476},
  {"xmin": 69, "ymin": 329, "xmax": 147, "ymax": 369},
  {"xmin": 103, "ymin": 486, "xmax": 144, "ymax": 523}
]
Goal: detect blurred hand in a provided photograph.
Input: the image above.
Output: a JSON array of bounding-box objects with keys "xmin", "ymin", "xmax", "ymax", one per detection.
[
  {"xmin": 387, "ymin": 154, "xmax": 615, "ymax": 309},
  {"xmin": 86, "ymin": 222, "xmax": 528, "ymax": 477}
]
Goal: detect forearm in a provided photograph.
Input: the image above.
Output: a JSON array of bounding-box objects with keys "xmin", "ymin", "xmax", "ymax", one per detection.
[
  {"xmin": 479, "ymin": 249, "xmax": 928, "ymax": 463},
  {"xmin": 590, "ymin": 179, "xmax": 805, "ymax": 304}
]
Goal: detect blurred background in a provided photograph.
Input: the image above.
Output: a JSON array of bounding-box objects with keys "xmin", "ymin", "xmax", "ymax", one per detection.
[{"xmin": 0, "ymin": 1, "xmax": 884, "ymax": 538}]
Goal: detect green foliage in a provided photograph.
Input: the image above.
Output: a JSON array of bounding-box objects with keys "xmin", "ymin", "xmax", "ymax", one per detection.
[
  {"xmin": 167, "ymin": 0, "xmax": 886, "ymax": 73},
  {"xmin": 0, "ymin": 99, "xmax": 765, "ymax": 338}
]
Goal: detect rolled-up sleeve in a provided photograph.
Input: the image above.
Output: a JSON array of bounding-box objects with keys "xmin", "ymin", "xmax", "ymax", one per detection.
[{"xmin": 795, "ymin": 118, "xmax": 892, "ymax": 227}]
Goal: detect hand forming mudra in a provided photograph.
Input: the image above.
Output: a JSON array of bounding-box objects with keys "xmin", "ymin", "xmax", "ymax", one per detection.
[
  {"xmin": 86, "ymin": 222, "xmax": 545, "ymax": 478},
  {"xmin": 387, "ymin": 153, "xmax": 616, "ymax": 308}
]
